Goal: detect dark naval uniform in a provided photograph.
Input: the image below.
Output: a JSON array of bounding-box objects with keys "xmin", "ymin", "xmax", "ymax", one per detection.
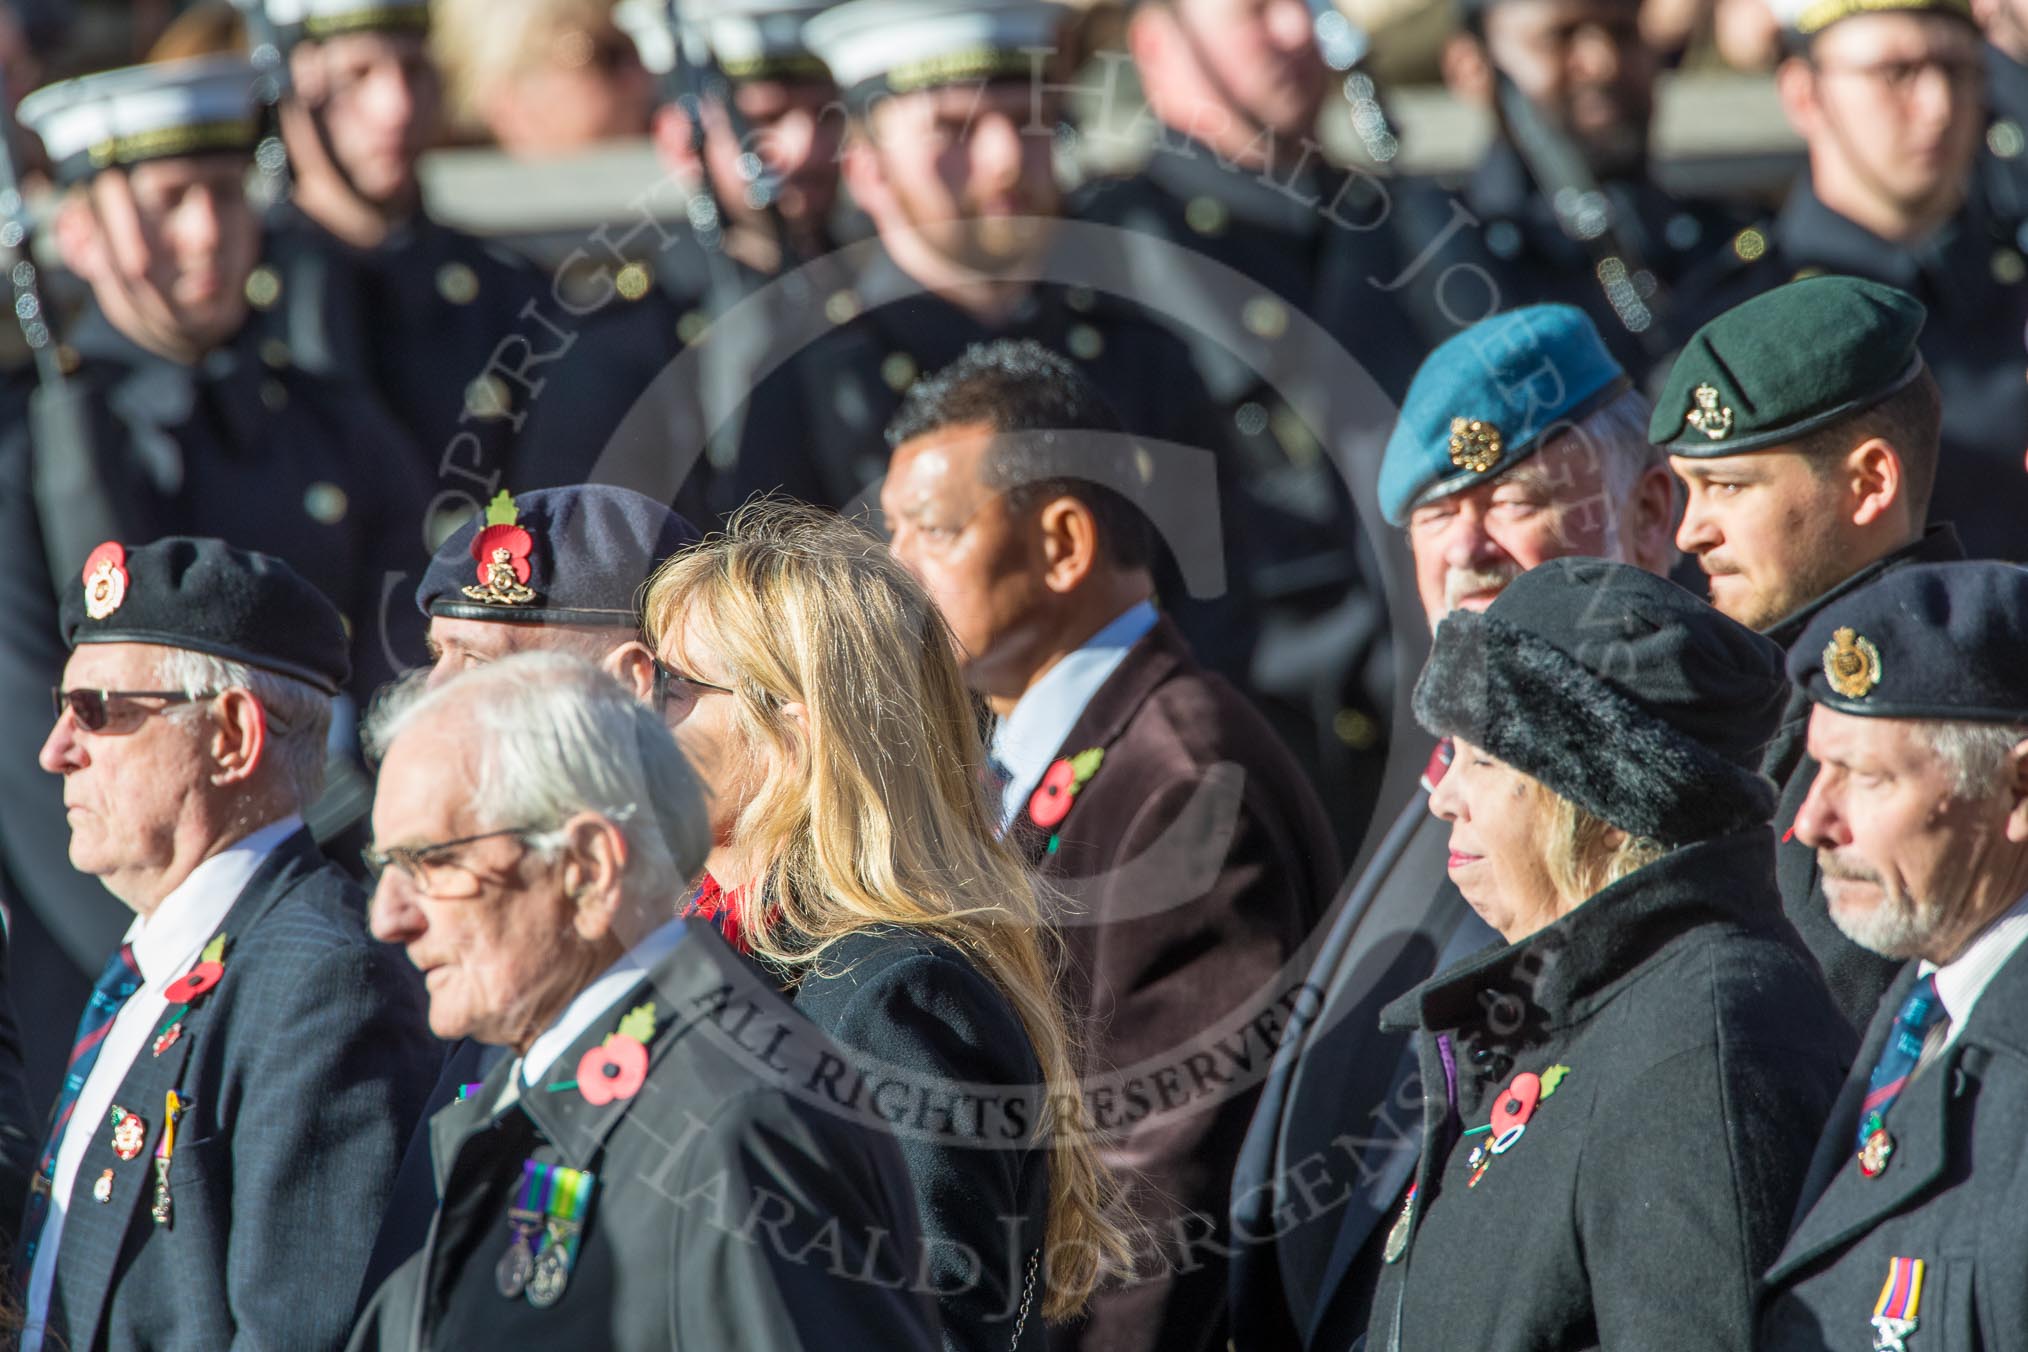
[
  {"xmin": 1760, "ymin": 525, "xmax": 1966, "ymax": 1031},
  {"xmin": 1072, "ymin": 142, "xmax": 1420, "ymax": 845},
  {"xmin": 1002, "ymin": 617, "xmax": 1339, "ymax": 1352},
  {"xmin": 1388, "ymin": 142, "xmax": 1754, "ymax": 381},
  {"xmin": 1366, "ymin": 834, "xmax": 1852, "ymax": 1352},
  {"xmin": 348, "ymin": 921, "xmax": 944, "ymax": 1352},
  {"xmin": 256, "ymin": 200, "xmax": 546, "ymax": 480}
]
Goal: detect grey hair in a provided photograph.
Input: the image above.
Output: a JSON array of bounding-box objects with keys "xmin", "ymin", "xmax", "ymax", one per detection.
[
  {"xmin": 153, "ymin": 649, "xmax": 333, "ymax": 806},
  {"xmin": 1503, "ymin": 386, "xmax": 1675, "ymax": 565},
  {"xmin": 365, "ymin": 653, "xmax": 712, "ymax": 907},
  {"xmin": 1914, "ymin": 720, "xmax": 2028, "ymax": 799}
]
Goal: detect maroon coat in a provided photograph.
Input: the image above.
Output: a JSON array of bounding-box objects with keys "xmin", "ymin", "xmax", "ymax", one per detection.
[{"xmin": 1012, "ymin": 619, "xmax": 1339, "ymax": 1352}]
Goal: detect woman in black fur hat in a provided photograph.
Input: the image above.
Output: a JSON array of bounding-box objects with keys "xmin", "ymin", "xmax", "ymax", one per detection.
[{"xmin": 1363, "ymin": 557, "xmax": 1853, "ymax": 1352}]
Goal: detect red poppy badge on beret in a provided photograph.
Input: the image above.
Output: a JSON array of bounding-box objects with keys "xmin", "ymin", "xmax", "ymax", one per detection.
[
  {"xmin": 82, "ymin": 541, "xmax": 128, "ymax": 621},
  {"xmin": 462, "ymin": 490, "xmax": 538, "ymax": 606}
]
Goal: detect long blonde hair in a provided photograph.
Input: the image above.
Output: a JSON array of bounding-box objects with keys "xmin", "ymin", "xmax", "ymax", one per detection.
[{"xmin": 642, "ymin": 501, "xmax": 1133, "ymax": 1316}]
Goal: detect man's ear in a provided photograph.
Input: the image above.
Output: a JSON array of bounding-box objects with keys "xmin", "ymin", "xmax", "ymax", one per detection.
[
  {"xmin": 1774, "ymin": 53, "xmax": 1819, "ymax": 139},
  {"xmin": 561, "ymin": 811, "xmax": 631, "ymax": 942},
  {"xmin": 207, "ymin": 689, "xmax": 272, "ymax": 788},
  {"xmin": 1440, "ymin": 31, "xmax": 1495, "ymax": 106},
  {"xmin": 1037, "ymin": 494, "xmax": 1101, "ymax": 595},
  {"xmin": 602, "ymin": 640, "xmax": 660, "ymax": 704},
  {"xmin": 1846, "ymin": 437, "xmax": 1907, "ymax": 530},
  {"xmin": 52, "ymin": 187, "xmax": 105, "ymax": 281},
  {"xmin": 1626, "ymin": 463, "xmax": 1682, "ymax": 576},
  {"xmin": 840, "ymin": 122, "xmax": 891, "ymax": 222}
]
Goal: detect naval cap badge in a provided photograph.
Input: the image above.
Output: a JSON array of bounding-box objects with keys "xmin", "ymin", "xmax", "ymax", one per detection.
[
  {"xmin": 1684, "ymin": 383, "xmax": 1735, "ymax": 440},
  {"xmin": 463, "ymin": 490, "xmax": 538, "ymax": 607},
  {"xmin": 81, "ymin": 541, "xmax": 128, "ymax": 620},
  {"xmin": 1823, "ymin": 626, "xmax": 1883, "ymax": 700},
  {"xmin": 1448, "ymin": 417, "xmax": 1502, "ymax": 473}
]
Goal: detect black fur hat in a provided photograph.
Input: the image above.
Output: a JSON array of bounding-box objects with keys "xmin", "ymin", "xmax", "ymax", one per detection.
[{"xmin": 1413, "ymin": 558, "xmax": 1787, "ymax": 845}]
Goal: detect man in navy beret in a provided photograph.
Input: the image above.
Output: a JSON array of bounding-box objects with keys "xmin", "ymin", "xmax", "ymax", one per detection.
[
  {"xmin": 1230, "ymin": 303, "xmax": 1679, "ymax": 1351},
  {"xmin": 1763, "ymin": 561, "xmax": 2028, "ymax": 1350},
  {"xmin": 20, "ymin": 536, "xmax": 437, "ymax": 1352}
]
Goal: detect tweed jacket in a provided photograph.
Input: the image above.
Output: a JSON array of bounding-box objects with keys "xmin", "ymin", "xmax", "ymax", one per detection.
[
  {"xmin": 1006, "ymin": 618, "xmax": 1339, "ymax": 1352},
  {"xmin": 1761, "ymin": 949, "xmax": 2028, "ymax": 1351},
  {"xmin": 31, "ymin": 828, "xmax": 437, "ymax": 1352},
  {"xmin": 1366, "ymin": 831, "xmax": 1852, "ymax": 1352}
]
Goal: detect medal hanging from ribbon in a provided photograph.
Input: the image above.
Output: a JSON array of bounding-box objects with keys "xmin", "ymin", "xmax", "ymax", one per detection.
[
  {"xmin": 1870, "ymin": 1256, "xmax": 1924, "ymax": 1352},
  {"xmin": 526, "ymin": 1166, "xmax": 595, "ymax": 1308},
  {"xmin": 496, "ymin": 1161, "xmax": 553, "ymax": 1299}
]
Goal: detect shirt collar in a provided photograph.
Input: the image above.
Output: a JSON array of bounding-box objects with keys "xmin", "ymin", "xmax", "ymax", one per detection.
[
  {"xmin": 521, "ymin": 917, "xmax": 690, "ymax": 1087},
  {"xmin": 125, "ymin": 816, "xmax": 302, "ymax": 984},
  {"xmin": 1920, "ymin": 889, "xmax": 2028, "ymax": 1028},
  {"xmin": 989, "ymin": 600, "xmax": 1157, "ymax": 827}
]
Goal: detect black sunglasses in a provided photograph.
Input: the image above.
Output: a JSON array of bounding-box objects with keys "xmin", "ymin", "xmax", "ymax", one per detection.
[
  {"xmin": 53, "ymin": 687, "xmax": 216, "ymax": 733},
  {"xmin": 653, "ymin": 659, "xmax": 735, "ymax": 702}
]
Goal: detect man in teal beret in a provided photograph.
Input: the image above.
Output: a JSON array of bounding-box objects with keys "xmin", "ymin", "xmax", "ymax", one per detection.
[
  {"xmin": 1655, "ymin": 273, "xmax": 1967, "ymax": 1031},
  {"xmin": 1231, "ymin": 303, "xmax": 1677, "ymax": 1352}
]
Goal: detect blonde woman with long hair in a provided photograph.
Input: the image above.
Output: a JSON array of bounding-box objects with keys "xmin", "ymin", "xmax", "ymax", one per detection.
[{"xmin": 643, "ymin": 501, "xmax": 1132, "ymax": 1350}]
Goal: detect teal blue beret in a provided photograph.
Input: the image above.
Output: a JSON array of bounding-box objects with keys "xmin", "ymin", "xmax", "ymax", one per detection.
[
  {"xmin": 1788, "ymin": 562, "xmax": 2028, "ymax": 722},
  {"xmin": 1380, "ymin": 305, "xmax": 1629, "ymax": 526},
  {"xmin": 1652, "ymin": 276, "xmax": 1927, "ymax": 456}
]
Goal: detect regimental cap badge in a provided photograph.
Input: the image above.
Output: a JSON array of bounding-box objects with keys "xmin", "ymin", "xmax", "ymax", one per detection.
[
  {"xmin": 463, "ymin": 490, "xmax": 538, "ymax": 607},
  {"xmin": 1448, "ymin": 417, "xmax": 1502, "ymax": 473},
  {"xmin": 1684, "ymin": 383, "xmax": 1734, "ymax": 440},
  {"xmin": 81, "ymin": 540, "xmax": 129, "ymax": 620},
  {"xmin": 1823, "ymin": 626, "xmax": 1883, "ymax": 699}
]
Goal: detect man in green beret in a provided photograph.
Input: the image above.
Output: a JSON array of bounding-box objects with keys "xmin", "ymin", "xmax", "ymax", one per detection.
[{"xmin": 1653, "ymin": 273, "xmax": 1967, "ymax": 1031}]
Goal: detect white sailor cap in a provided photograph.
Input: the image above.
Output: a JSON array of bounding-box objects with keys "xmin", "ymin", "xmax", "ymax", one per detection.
[
  {"xmin": 620, "ymin": 0, "xmax": 837, "ymax": 82},
  {"xmin": 802, "ymin": 0, "xmax": 1068, "ymax": 104},
  {"xmin": 1762, "ymin": 0, "xmax": 1972, "ymax": 38},
  {"xmin": 260, "ymin": 0, "xmax": 431, "ymax": 47},
  {"xmin": 18, "ymin": 56, "xmax": 259, "ymax": 186}
]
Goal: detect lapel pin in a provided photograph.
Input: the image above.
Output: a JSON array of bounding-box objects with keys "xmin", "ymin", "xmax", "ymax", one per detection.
[
  {"xmin": 108, "ymin": 1105, "xmax": 147, "ymax": 1161},
  {"xmin": 92, "ymin": 1168, "xmax": 114, "ymax": 1204}
]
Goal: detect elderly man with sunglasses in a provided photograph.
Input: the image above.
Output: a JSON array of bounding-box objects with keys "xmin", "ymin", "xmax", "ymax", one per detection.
[{"xmin": 22, "ymin": 536, "xmax": 436, "ymax": 1352}]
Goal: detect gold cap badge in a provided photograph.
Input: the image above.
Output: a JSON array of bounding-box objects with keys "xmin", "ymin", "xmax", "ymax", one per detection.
[
  {"xmin": 1823, "ymin": 627, "xmax": 1882, "ymax": 699},
  {"xmin": 81, "ymin": 541, "xmax": 128, "ymax": 620},
  {"xmin": 1448, "ymin": 418, "xmax": 1502, "ymax": 473},
  {"xmin": 1685, "ymin": 383, "xmax": 1734, "ymax": 440},
  {"xmin": 462, "ymin": 491, "xmax": 538, "ymax": 606}
]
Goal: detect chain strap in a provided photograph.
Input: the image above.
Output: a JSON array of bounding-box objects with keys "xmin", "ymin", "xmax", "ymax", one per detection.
[{"xmin": 1008, "ymin": 1248, "xmax": 1040, "ymax": 1349}]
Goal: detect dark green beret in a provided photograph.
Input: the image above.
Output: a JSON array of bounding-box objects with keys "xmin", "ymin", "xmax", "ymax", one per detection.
[
  {"xmin": 1650, "ymin": 276, "xmax": 1927, "ymax": 457},
  {"xmin": 1788, "ymin": 562, "xmax": 2028, "ymax": 722}
]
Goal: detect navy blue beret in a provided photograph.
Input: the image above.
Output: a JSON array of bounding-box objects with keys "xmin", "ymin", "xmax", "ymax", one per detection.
[
  {"xmin": 1380, "ymin": 304, "xmax": 1629, "ymax": 525},
  {"xmin": 61, "ymin": 536, "xmax": 349, "ymax": 694},
  {"xmin": 416, "ymin": 486, "xmax": 701, "ymax": 628},
  {"xmin": 1788, "ymin": 562, "xmax": 2028, "ymax": 721}
]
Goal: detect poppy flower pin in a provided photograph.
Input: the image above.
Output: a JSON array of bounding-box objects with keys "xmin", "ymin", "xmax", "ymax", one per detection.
[
  {"xmin": 1028, "ymin": 747, "xmax": 1105, "ymax": 831},
  {"xmin": 461, "ymin": 490, "xmax": 538, "ymax": 606},
  {"xmin": 576, "ymin": 1002, "xmax": 657, "ymax": 1105},
  {"xmin": 163, "ymin": 933, "xmax": 229, "ymax": 1006},
  {"xmin": 81, "ymin": 541, "xmax": 129, "ymax": 620}
]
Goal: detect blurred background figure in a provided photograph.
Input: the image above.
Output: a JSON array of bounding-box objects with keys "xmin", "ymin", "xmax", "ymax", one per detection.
[
  {"xmin": 433, "ymin": 0, "xmax": 656, "ymax": 154},
  {"xmin": 1679, "ymin": 0, "xmax": 2028, "ymax": 563}
]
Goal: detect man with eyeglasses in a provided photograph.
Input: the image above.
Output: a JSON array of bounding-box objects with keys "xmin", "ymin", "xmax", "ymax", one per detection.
[
  {"xmin": 1677, "ymin": 0, "xmax": 2028, "ymax": 564},
  {"xmin": 22, "ymin": 535, "xmax": 436, "ymax": 1352}
]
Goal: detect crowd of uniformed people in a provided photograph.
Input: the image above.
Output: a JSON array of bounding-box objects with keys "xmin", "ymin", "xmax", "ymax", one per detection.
[{"xmin": 0, "ymin": 0, "xmax": 2023, "ymax": 1348}]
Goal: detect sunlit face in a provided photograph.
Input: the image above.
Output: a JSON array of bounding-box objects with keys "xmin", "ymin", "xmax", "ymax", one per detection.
[
  {"xmin": 1161, "ymin": 0, "xmax": 1328, "ymax": 138},
  {"xmin": 1672, "ymin": 449, "xmax": 1853, "ymax": 630},
  {"xmin": 702, "ymin": 78, "xmax": 846, "ymax": 236},
  {"xmin": 881, "ymin": 421, "xmax": 1054, "ymax": 702},
  {"xmin": 654, "ymin": 616, "xmax": 764, "ymax": 851},
  {"xmin": 489, "ymin": 17, "xmax": 655, "ymax": 155},
  {"xmin": 1795, "ymin": 707, "xmax": 2022, "ymax": 963},
  {"xmin": 421, "ymin": 616, "xmax": 630, "ymax": 691},
  {"xmin": 74, "ymin": 157, "xmax": 259, "ymax": 353},
  {"xmin": 39, "ymin": 642, "xmax": 214, "ymax": 901},
  {"xmin": 289, "ymin": 30, "xmax": 441, "ymax": 207},
  {"xmin": 861, "ymin": 82, "xmax": 1061, "ymax": 272},
  {"xmin": 1482, "ymin": 0, "xmax": 1658, "ymax": 175},
  {"xmin": 1407, "ymin": 433, "xmax": 1629, "ymax": 628},
  {"xmin": 367, "ymin": 712, "xmax": 582, "ymax": 1044},
  {"xmin": 1793, "ymin": 13, "xmax": 1985, "ymax": 220},
  {"xmin": 1427, "ymin": 737, "xmax": 1569, "ymax": 943}
]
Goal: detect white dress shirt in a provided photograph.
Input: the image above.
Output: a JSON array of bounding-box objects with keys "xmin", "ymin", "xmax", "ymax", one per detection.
[
  {"xmin": 1914, "ymin": 889, "xmax": 2028, "ymax": 1075},
  {"xmin": 23, "ymin": 816, "xmax": 301, "ymax": 1352},
  {"xmin": 988, "ymin": 600, "xmax": 1158, "ymax": 831},
  {"xmin": 519, "ymin": 918, "xmax": 691, "ymax": 1091}
]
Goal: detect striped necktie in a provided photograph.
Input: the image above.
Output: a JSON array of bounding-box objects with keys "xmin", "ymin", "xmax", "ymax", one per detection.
[
  {"xmin": 17, "ymin": 943, "xmax": 144, "ymax": 1278},
  {"xmin": 1855, "ymin": 973, "xmax": 1947, "ymax": 1152}
]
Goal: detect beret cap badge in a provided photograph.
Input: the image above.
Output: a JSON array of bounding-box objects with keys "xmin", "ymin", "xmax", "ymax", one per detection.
[
  {"xmin": 462, "ymin": 490, "xmax": 538, "ymax": 607},
  {"xmin": 1448, "ymin": 417, "xmax": 1502, "ymax": 473},
  {"xmin": 1684, "ymin": 383, "xmax": 1734, "ymax": 440},
  {"xmin": 1823, "ymin": 627, "xmax": 1883, "ymax": 699},
  {"xmin": 81, "ymin": 541, "xmax": 129, "ymax": 620}
]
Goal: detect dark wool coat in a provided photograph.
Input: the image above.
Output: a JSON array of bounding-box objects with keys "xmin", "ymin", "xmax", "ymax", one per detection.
[
  {"xmin": 1761, "ymin": 952, "xmax": 2028, "ymax": 1351},
  {"xmin": 1761, "ymin": 525, "xmax": 1965, "ymax": 1033},
  {"xmin": 1366, "ymin": 831, "xmax": 1853, "ymax": 1352},
  {"xmin": 1007, "ymin": 618, "xmax": 1340, "ymax": 1352},
  {"xmin": 33, "ymin": 829, "xmax": 438, "ymax": 1352},
  {"xmin": 348, "ymin": 920, "xmax": 943, "ymax": 1352},
  {"xmin": 792, "ymin": 927, "xmax": 1051, "ymax": 1352}
]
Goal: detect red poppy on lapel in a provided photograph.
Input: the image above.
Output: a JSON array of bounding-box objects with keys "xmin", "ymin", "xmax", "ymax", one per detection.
[{"xmin": 1028, "ymin": 747, "xmax": 1106, "ymax": 830}]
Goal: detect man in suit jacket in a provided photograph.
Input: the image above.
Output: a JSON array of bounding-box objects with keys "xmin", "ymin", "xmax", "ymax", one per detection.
[
  {"xmin": 1762, "ymin": 561, "xmax": 2028, "ymax": 1349},
  {"xmin": 18, "ymin": 536, "xmax": 437, "ymax": 1352},
  {"xmin": 349, "ymin": 652, "xmax": 941, "ymax": 1351},
  {"xmin": 881, "ymin": 339, "xmax": 1338, "ymax": 1352},
  {"xmin": 1228, "ymin": 304, "xmax": 1681, "ymax": 1351}
]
